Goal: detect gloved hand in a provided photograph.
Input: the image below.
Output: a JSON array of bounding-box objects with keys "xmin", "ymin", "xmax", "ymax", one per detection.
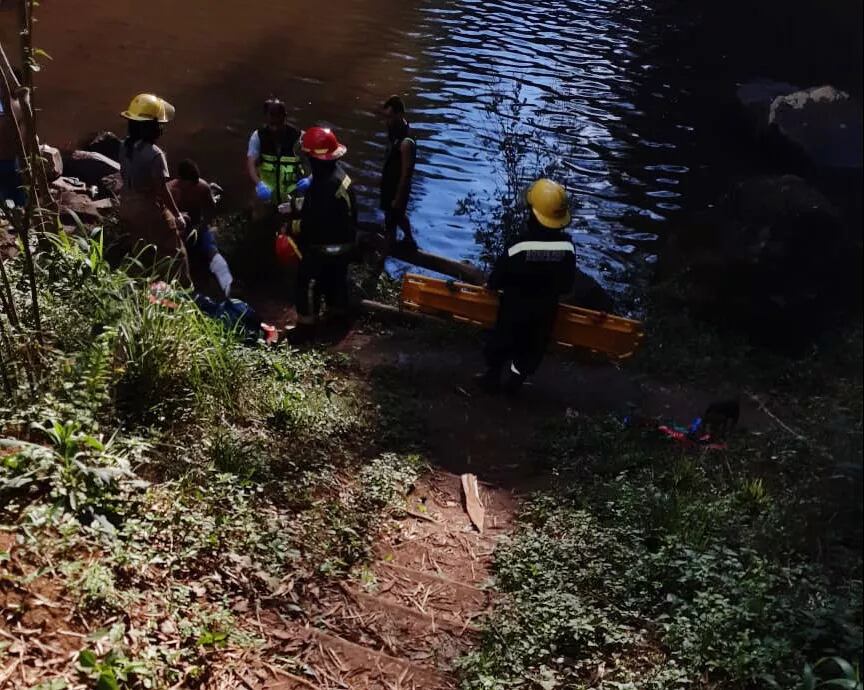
[
  {"xmin": 255, "ymin": 180, "xmax": 272, "ymax": 201},
  {"xmin": 296, "ymin": 176, "xmax": 312, "ymax": 193}
]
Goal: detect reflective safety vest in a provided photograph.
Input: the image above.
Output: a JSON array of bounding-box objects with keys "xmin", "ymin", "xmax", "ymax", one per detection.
[{"xmin": 257, "ymin": 126, "xmax": 302, "ymax": 203}]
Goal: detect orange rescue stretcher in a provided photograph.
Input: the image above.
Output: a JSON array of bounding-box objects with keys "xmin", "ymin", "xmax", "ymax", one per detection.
[{"xmin": 400, "ymin": 273, "xmax": 645, "ymax": 361}]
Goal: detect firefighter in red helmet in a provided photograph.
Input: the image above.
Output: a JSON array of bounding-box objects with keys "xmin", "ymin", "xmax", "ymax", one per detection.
[{"xmin": 290, "ymin": 126, "xmax": 357, "ymax": 324}]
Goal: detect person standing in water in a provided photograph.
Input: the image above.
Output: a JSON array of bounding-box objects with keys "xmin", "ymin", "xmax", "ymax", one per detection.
[
  {"xmin": 117, "ymin": 93, "xmax": 191, "ymax": 286},
  {"xmin": 379, "ymin": 95, "xmax": 417, "ymax": 249},
  {"xmin": 245, "ymin": 98, "xmax": 306, "ymax": 307}
]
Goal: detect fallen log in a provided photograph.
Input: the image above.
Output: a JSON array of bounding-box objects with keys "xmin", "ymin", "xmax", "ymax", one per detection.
[
  {"xmin": 356, "ymin": 222, "xmax": 615, "ymax": 313},
  {"xmin": 357, "ymin": 225, "xmax": 484, "ymax": 285},
  {"xmin": 389, "ymin": 242, "xmax": 485, "ymax": 284}
]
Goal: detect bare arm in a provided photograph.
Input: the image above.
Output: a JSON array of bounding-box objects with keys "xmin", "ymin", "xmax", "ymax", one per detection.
[
  {"xmin": 392, "ymin": 139, "xmax": 415, "ymax": 209},
  {"xmin": 158, "ymin": 177, "xmax": 183, "ymax": 219},
  {"xmin": 202, "ymin": 185, "xmax": 217, "ymax": 223},
  {"xmin": 247, "ymin": 155, "xmax": 261, "ymax": 185}
]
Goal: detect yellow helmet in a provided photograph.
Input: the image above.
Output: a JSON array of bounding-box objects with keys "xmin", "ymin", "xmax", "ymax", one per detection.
[
  {"xmin": 526, "ymin": 178, "xmax": 571, "ymax": 230},
  {"xmin": 121, "ymin": 93, "xmax": 176, "ymax": 123}
]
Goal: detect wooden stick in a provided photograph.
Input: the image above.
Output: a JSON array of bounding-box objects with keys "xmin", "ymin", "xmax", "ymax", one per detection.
[
  {"xmin": 745, "ymin": 390, "xmax": 808, "ymax": 442},
  {"xmin": 460, "ymin": 473, "xmax": 485, "ymax": 534}
]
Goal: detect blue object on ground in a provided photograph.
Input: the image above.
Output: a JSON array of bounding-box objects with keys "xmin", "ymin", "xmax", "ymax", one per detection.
[
  {"xmin": 296, "ymin": 176, "xmax": 312, "ymax": 193},
  {"xmin": 194, "ymin": 295, "xmax": 262, "ymax": 342}
]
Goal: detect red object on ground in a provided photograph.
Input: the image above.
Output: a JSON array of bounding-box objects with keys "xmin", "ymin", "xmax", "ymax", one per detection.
[
  {"xmin": 148, "ymin": 281, "xmax": 179, "ymax": 309},
  {"xmin": 657, "ymin": 425, "xmax": 728, "ymax": 451}
]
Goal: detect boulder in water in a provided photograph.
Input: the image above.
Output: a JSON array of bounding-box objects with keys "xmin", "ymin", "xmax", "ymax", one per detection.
[
  {"xmin": 769, "ymin": 85, "xmax": 863, "ymax": 169},
  {"xmin": 736, "ymin": 79, "xmax": 800, "ymax": 134},
  {"xmin": 669, "ymin": 175, "xmax": 855, "ymax": 343},
  {"xmin": 569, "ymin": 269, "xmax": 615, "ymax": 313},
  {"xmin": 737, "ymin": 81, "xmax": 863, "ymax": 169}
]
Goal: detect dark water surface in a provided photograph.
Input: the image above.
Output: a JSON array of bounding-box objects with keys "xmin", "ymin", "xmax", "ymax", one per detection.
[{"xmin": 22, "ymin": 0, "xmax": 700, "ymax": 300}]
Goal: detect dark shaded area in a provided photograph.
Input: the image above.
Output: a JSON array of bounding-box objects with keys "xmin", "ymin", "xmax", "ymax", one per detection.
[{"xmin": 628, "ymin": 0, "xmax": 863, "ymax": 343}]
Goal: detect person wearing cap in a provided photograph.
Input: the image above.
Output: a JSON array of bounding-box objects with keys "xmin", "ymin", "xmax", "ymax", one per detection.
[
  {"xmin": 475, "ymin": 178, "xmax": 576, "ymax": 395},
  {"xmin": 290, "ymin": 126, "xmax": 357, "ymax": 325},
  {"xmin": 117, "ymin": 93, "xmax": 191, "ymax": 286}
]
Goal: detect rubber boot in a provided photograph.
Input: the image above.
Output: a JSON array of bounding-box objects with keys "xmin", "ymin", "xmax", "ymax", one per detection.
[{"xmin": 502, "ymin": 363, "xmax": 528, "ymax": 396}]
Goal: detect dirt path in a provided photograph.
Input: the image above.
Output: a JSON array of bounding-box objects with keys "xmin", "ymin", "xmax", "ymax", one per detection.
[
  {"xmin": 254, "ymin": 471, "xmax": 514, "ymax": 689},
  {"xmin": 240, "ymin": 329, "xmax": 529, "ymax": 689},
  {"xmin": 240, "ymin": 319, "xmax": 773, "ymax": 689}
]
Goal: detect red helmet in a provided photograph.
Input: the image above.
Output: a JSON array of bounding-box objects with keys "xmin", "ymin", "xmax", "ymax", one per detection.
[
  {"xmin": 301, "ymin": 126, "xmax": 347, "ymax": 161},
  {"xmin": 274, "ymin": 234, "xmax": 301, "ymax": 267}
]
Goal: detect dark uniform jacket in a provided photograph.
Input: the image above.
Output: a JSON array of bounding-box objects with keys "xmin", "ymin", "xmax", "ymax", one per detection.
[
  {"xmin": 298, "ymin": 164, "xmax": 358, "ymax": 252},
  {"xmin": 488, "ymin": 228, "xmax": 576, "ymax": 312}
]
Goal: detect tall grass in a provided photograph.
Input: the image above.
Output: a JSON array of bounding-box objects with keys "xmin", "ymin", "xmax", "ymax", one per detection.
[{"xmin": 2, "ymin": 230, "xmax": 249, "ymax": 430}]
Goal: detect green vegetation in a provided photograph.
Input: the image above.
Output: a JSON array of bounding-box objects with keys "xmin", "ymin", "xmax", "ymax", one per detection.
[
  {"xmin": 1, "ymin": 231, "xmax": 420, "ymax": 687},
  {"xmin": 457, "ymin": 320, "xmax": 863, "ymax": 689}
]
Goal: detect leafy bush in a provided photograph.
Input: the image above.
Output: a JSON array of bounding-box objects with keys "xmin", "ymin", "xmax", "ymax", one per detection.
[
  {"xmin": 458, "ymin": 413, "xmax": 863, "ymax": 689},
  {"xmin": 1, "ymin": 419, "xmax": 148, "ymax": 526}
]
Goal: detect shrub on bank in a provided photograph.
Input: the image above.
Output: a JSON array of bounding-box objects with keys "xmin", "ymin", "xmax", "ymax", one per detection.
[
  {"xmin": 458, "ymin": 413, "xmax": 863, "ymax": 689},
  {"xmin": 0, "ymin": 231, "xmax": 418, "ymax": 687}
]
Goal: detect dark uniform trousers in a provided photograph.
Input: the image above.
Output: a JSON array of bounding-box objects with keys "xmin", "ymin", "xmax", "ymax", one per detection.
[
  {"xmin": 484, "ymin": 233, "xmax": 576, "ymax": 379},
  {"xmin": 295, "ymin": 163, "xmax": 357, "ymax": 320}
]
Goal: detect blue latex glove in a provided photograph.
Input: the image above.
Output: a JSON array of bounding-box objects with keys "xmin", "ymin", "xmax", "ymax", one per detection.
[
  {"xmin": 255, "ymin": 180, "xmax": 272, "ymax": 201},
  {"xmin": 296, "ymin": 176, "xmax": 312, "ymax": 193}
]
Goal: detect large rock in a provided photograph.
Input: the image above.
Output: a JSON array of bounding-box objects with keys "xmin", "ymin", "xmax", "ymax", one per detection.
[
  {"xmin": 569, "ymin": 269, "xmax": 615, "ymax": 313},
  {"xmin": 100, "ymin": 172, "xmax": 123, "ymax": 198},
  {"xmin": 60, "ymin": 150, "xmax": 120, "ymax": 188},
  {"xmin": 737, "ymin": 81, "xmax": 863, "ymax": 169},
  {"xmin": 80, "ymin": 131, "xmax": 122, "ymax": 162},
  {"xmin": 56, "ymin": 189, "xmax": 114, "ymax": 225},
  {"xmin": 668, "ymin": 175, "xmax": 855, "ymax": 343},
  {"xmin": 736, "ymin": 79, "xmax": 800, "ymax": 134},
  {"xmin": 38, "ymin": 144, "xmax": 63, "ymax": 180},
  {"xmin": 770, "ymin": 86, "xmax": 863, "ymax": 169}
]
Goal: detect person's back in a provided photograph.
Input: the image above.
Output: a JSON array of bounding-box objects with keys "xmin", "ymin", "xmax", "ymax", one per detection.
[
  {"xmin": 299, "ymin": 161, "xmax": 357, "ymax": 250},
  {"xmin": 119, "ymin": 139, "xmax": 168, "ymax": 197},
  {"xmin": 167, "ymin": 161, "xmax": 215, "ymax": 227},
  {"xmin": 489, "ymin": 223, "xmax": 575, "ymax": 308},
  {"xmin": 294, "ymin": 127, "xmax": 355, "ymax": 325},
  {"xmin": 478, "ymin": 178, "xmax": 576, "ymax": 394}
]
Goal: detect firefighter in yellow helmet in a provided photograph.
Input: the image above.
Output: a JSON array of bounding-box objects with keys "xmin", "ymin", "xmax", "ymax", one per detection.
[
  {"xmin": 117, "ymin": 93, "xmax": 191, "ymax": 286},
  {"xmin": 475, "ymin": 179, "xmax": 576, "ymax": 395}
]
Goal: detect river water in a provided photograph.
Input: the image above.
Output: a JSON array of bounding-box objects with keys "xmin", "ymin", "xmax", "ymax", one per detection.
[{"xmin": 19, "ymin": 0, "xmax": 697, "ymax": 301}]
